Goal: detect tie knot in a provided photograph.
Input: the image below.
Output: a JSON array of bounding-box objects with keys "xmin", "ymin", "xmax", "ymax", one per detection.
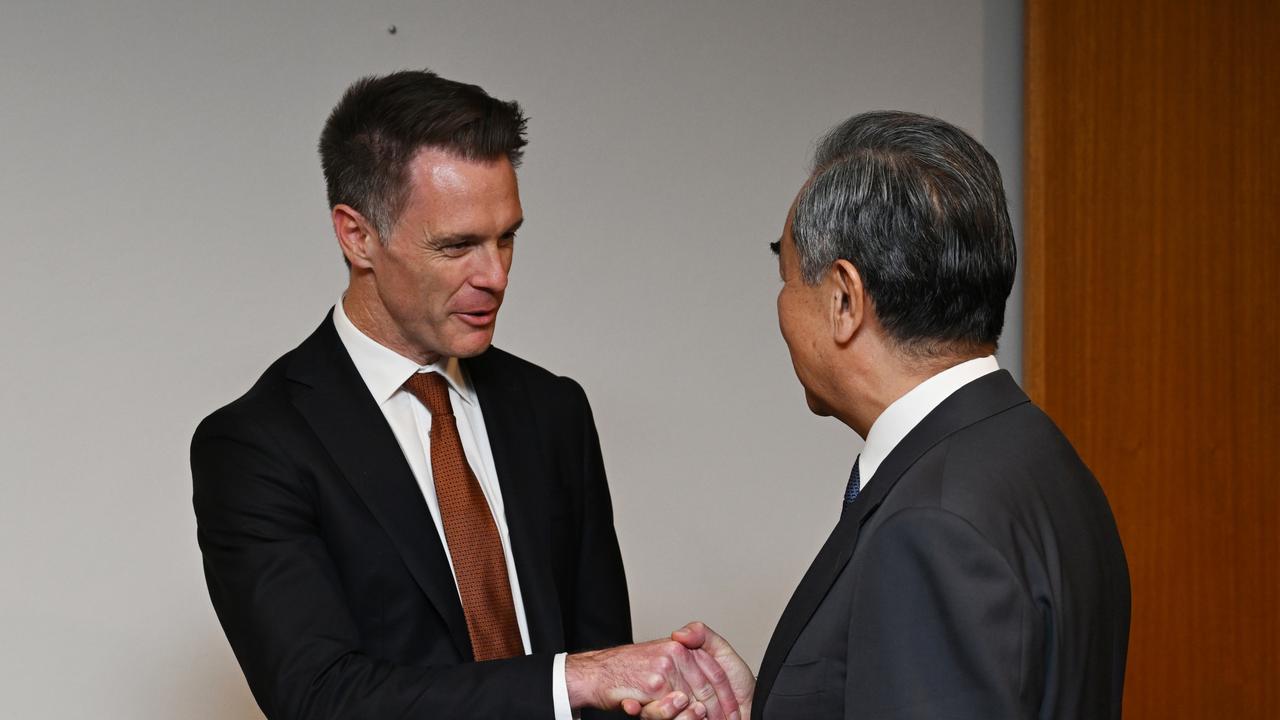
[{"xmin": 403, "ymin": 372, "xmax": 453, "ymax": 417}]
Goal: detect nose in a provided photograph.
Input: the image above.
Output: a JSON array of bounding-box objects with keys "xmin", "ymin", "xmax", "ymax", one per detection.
[{"xmin": 471, "ymin": 242, "xmax": 510, "ymax": 293}]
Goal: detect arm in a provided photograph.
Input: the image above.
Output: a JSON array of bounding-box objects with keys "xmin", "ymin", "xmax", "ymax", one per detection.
[
  {"xmin": 561, "ymin": 378, "xmax": 632, "ymax": 720},
  {"xmin": 563, "ymin": 378, "xmax": 632, "ymax": 653},
  {"xmin": 192, "ymin": 416, "xmax": 556, "ymax": 720},
  {"xmin": 845, "ymin": 508, "xmax": 1034, "ymax": 720},
  {"xmin": 556, "ymin": 382, "xmax": 741, "ymax": 720}
]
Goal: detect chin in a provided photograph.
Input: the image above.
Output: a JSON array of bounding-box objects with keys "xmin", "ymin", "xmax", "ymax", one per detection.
[
  {"xmin": 449, "ymin": 329, "xmax": 496, "ymax": 358},
  {"xmin": 804, "ymin": 387, "xmax": 833, "ymax": 417}
]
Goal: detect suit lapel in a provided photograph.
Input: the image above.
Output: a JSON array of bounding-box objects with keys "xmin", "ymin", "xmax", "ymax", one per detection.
[
  {"xmin": 466, "ymin": 350, "xmax": 566, "ymax": 654},
  {"xmin": 286, "ymin": 314, "xmax": 472, "ymax": 659},
  {"xmin": 752, "ymin": 371, "xmax": 1029, "ymax": 717}
]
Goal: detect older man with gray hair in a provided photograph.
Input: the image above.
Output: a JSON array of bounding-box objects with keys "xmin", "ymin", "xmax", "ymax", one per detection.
[{"xmin": 638, "ymin": 110, "xmax": 1131, "ymax": 720}]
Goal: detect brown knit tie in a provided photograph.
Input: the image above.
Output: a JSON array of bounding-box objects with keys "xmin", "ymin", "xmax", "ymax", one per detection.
[{"xmin": 403, "ymin": 371, "xmax": 524, "ymax": 661}]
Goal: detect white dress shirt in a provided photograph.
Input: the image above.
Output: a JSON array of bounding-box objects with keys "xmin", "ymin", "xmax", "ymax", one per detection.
[
  {"xmin": 858, "ymin": 356, "xmax": 1001, "ymax": 491},
  {"xmin": 333, "ymin": 298, "xmax": 574, "ymax": 719}
]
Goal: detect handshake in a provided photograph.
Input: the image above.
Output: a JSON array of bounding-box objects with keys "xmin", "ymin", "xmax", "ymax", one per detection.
[{"xmin": 566, "ymin": 622, "xmax": 755, "ymax": 720}]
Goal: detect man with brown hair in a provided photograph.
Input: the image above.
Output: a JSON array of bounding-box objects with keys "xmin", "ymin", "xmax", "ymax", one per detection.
[{"xmin": 192, "ymin": 70, "xmax": 735, "ymax": 720}]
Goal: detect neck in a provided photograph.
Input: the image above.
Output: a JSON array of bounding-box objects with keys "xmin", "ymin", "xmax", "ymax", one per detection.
[
  {"xmin": 342, "ymin": 276, "xmax": 440, "ymax": 366},
  {"xmin": 830, "ymin": 341, "xmax": 990, "ymax": 438}
]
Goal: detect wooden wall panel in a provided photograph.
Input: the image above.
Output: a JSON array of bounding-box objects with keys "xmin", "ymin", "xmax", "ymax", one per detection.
[{"xmin": 1025, "ymin": 0, "xmax": 1278, "ymax": 717}]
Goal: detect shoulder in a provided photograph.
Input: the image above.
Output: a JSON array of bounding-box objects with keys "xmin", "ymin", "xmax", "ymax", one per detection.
[
  {"xmin": 876, "ymin": 398, "xmax": 1097, "ymax": 533},
  {"xmin": 194, "ymin": 315, "xmax": 344, "ymax": 444},
  {"xmin": 883, "ymin": 399, "xmax": 1114, "ymax": 575},
  {"xmin": 467, "ymin": 345, "xmax": 590, "ymax": 407},
  {"xmin": 938, "ymin": 399, "xmax": 1093, "ymax": 503},
  {"xmin": 192, "ymin": 347, "xmax": 301, "ymax": 448}
]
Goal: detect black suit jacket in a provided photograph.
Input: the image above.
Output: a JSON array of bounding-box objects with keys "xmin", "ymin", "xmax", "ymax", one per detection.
[
  {"xmin": 192, "ymin": 314, "xmax": 632, "ymax": 719},
  {"xmin": 753, "ymin": 371, "xmax": 1130, "ymax": 719}
]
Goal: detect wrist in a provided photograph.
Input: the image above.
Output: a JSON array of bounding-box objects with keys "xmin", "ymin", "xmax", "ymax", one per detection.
[{"xmin": 564, "ymin": 650, "xmax": 603, "ymax": 710}]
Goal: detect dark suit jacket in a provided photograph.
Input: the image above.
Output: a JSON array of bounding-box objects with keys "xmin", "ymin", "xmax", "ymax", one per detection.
[
  {"xmin": 753, "ymin": 371, "xmax": 1130, "ymax": 719},
  {"xmin": 192, "ymin": 314, "xmax": 632, "ymax": 719}
]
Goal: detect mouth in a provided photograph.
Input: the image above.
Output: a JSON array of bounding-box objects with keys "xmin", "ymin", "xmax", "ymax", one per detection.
[{"xmin": 454, "ymin": 308, "xmax": 498, "ymax": 327}]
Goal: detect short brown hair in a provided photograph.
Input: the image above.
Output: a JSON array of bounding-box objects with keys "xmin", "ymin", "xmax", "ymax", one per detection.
[{"xmin": 318, "ymin": 69, "xmax": 528, "ymax": 238}]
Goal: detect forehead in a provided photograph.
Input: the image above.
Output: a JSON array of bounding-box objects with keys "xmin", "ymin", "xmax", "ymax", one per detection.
[
  {"xmin": 780, "ymin": 195, "xmax": 801, "ymax": 255},
  {"xmin": 398, "ymin": 148, "xmax": 521, "ymax": 233},
  {"xmin": 781, "ymin": 184, "xmax": 806, "ymax": 243},
  {"xmin": 406, "ymin": 148, "xmax": 517, "ymax": 198}
]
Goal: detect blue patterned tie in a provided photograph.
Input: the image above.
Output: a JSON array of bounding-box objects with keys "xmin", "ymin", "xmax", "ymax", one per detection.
[{"xmin": 843, "ymin": 456, "xmax": 862, "ymax": 513}]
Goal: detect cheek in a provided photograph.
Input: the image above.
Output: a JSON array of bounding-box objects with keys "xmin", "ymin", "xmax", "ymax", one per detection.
[
  {"xmin": 421, "ymin": 266, "xmax": 465, "ymax": 307},
  {"xmin": 777, "ymin": 292, "xmax": 804, "ymax": 350},
  {"xmin": 776, "ymin": 291, "xmax": 790, "ymax": 337},
  {"xmin": 379, "ymin": 262, "xmax": 450, "ymax": 325}
]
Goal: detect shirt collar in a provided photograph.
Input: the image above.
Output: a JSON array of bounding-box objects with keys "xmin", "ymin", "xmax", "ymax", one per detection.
[
  {"xmin": 858, "ymin": 355, "xmax": 1000, "ymax": 490},
  {"xmin": 331, "ymin": 295, "xmax": 476, "ymax": 407}
]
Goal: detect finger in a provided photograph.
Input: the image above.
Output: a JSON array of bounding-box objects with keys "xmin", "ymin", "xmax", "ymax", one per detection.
[
  {"xmin": 622, "ymin": 698, "xmax": 642, "ymax": 715},
  {"xmin": 671, "ymin": 642, "xmax": 728, "ymax": 720},
  {"xmin": 673, "ymin": 701, "xmax": 708, "ymax": 720},
  {"xmin": 672, "ymin": 621, "xmax": 709, "ymax": 650},
  {"xmin": 638, "ymin": 691, "xmax": 690, "ymax": 720},
  {"xmin": 677, "ymin": 622, "xmax": 739, "ymax": 665},
  {"xmin": 692, "ymin": 648, "xmax": 740, "ymax": 720}
]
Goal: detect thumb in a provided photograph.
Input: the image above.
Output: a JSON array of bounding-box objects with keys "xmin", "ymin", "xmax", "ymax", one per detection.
[{"xmin": 671, "ymin": 621, "xmax": 711, "ymax": 651}]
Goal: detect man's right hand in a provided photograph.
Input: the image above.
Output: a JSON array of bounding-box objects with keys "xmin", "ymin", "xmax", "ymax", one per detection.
[
  {"xmin": 670, "ymin": 620, "xmax": 747, "ymax": 707},
  {"xmin": 652, "ymin": 623, "xmax": 754, "ymax": 720},
  {"xmin": 566, "ymin": 636, "xmax": 741, "ymax": 720}
]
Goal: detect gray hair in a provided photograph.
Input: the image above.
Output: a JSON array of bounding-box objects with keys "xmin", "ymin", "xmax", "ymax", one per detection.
[{"xmin": 791, "ymin": 111, "xmax": 1016, "ymax": 352}]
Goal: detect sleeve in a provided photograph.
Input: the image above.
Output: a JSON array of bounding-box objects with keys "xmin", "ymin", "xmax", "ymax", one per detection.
[
  {"xmin": 559, "ymin": 380, "xmax": 633, "ymax": 720},
  {"xmin": 191, "ymin": 415, "xmax": 557, "ymax": 720},
  {"xmin": 844, "ymin": 507, "xmax": 1034, "ymax": 720}
]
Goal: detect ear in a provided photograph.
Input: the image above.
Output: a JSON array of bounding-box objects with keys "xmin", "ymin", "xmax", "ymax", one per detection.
[
  {"xmin": 828, "ymin": 259, "xmax": 865, "ymax": 345},
  {"xmin": 331, "ymin": 204, "xmax": 379, "ymax": 270}
]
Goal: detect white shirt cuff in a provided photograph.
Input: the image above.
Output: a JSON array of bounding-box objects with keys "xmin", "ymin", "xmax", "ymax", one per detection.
[{"xmin": 552, "ymin": 651, "xmax": 576, "ymax": 720}]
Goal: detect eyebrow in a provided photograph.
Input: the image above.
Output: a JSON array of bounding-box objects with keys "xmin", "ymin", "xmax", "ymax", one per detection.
[
  {"xmin": 429, "ymin": 218, "xmax": 525, "ymax": 245},
  {"xmin": 769, "ymin": 239, "xmax": 781, "ymax": 256}
]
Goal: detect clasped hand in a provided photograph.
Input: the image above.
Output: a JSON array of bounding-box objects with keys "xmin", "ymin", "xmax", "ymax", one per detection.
[{"xmin": 566, "ymin": 622, "xmax": 754, "ymax": 720}]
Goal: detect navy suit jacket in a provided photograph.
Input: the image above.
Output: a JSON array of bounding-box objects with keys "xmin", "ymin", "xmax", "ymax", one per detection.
[
  {"xmin": 192, "ymin": 315, "xmax": 631, "ymax": 719},
  {"xmin": 753, "ymin": 371, "xmax": 1130, "ymax": 719}
]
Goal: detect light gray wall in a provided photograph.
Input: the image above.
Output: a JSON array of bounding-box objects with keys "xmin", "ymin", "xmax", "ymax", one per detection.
[{"xmin": 0, "ymin": 1, "xmax": 1022, "ymax": 717}]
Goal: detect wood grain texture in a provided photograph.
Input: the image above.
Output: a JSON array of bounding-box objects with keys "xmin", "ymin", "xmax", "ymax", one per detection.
[{"xmin": 1025, "ymin": 0, "xmax": 1279, "ymax": 717}]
